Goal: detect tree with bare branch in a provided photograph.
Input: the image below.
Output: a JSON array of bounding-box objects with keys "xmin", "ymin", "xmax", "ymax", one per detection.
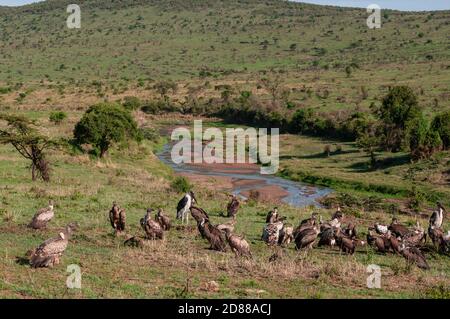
[{"xmin": 0, "ymin": 114, "xmax": 58, "ymax": 182}]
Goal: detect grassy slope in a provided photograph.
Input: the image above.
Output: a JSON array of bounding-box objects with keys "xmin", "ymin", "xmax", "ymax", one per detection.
[{"xmin": 0, "ymin": 112, "xmax": 449, "ymax": 299}]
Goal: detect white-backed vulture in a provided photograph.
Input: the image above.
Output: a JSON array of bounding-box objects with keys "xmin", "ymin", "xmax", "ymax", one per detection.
[
  {"xmin": 141, "ymin": 209, "xmax": 164, "ymax": 240},
  {"xmin": 222, "ymin": 228, "xmax": 251, "ymax": 258},
  {"xmin": 29, "ymin": 223, "xmax": 77, "ymax": 268},
  {"xmin": 176, "ymin": 191, "xmax": 197, "ymax": 224},
  {"xmin": 266, "ymin": 207, "xmax": 280, "ymax": 224},
  {"xmin": 399, "ymin": 244, "xmax": 430, "ymax": 270},
  {"xmin": 262, "ymin": 221, "xmax": 283, "ymax": 246},
  {"xmin": 28, "ymin": 200, "xmax": 54, "ymax": 229},
  {"xmin": 278, "ymin": 223, "xmax": 294, "ymax": 247},
  {"xmin": 227, "ymin": 195, "xmax": 240, "ymax": 219},
  {"xmin": 388, "ymin": 218, "xmax": 408, "ymax": 238},
  {"xmin": 199, "ymin": 218, "xmax": 227, "ymax": 252},
  {"xmin": 295, "ymin": 225, "xmax": 320, "ymax": 250},
  {"xmin": 155, "ymin": 208, "xmax": 171, "ymax": 231},
  {"xmin": 429, "ymin": 202, "xmax": 445, "ymax": 229},
  {"xmin": 374, "ymin": 222, "xmax": 389, "ymax": 235},
  {"xmin": 217, "ymin": 218, "xmax": 237, "ymax": 233},
  {"xmin": 109, "ymin": 202, "xmax": 126, "ymax": 232}
]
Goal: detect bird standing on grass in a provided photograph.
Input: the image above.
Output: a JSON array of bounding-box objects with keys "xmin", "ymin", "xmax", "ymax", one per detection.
[
  {"xmin": 141, "ymin": 208, "xmax": 164, "ymax": 240},
  {"xmin": 222, "ymin": 228, "xmax": 252, "ymax": 258},
  {"xmin": 295, "ymin": 225, "xmax": 320, "ymax": 251},
  {"xmin": 28, "ymin": 200, "xmax": 55, "ymax": 229},
  {"xmin": 227, "ymin": 194, "xmax": 240, "ymax": 219},
  {"xmin": 109, "ymin": 202, "xmax": 126, "ymax": 233},
  {"xmin": 28, "ymin": 223, "xmax": 78, "ymax": 268},
  {"xmin": 176, "ymin": 191, "xmax": 197, "ymax": 224},
  {"xmin": 156, "ymin": 208, "xmax": 171, "ymax": 231},
  {"xmin": 199, "ymin": 218, "xmax": 227, "ymax": 252}
]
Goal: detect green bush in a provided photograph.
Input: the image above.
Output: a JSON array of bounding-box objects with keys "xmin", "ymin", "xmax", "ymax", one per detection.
[
  {"xmin": 171, "ymin": 176, "xmax": 191, "ymax": 193},
  {"xmin": 49, "ymin": 111, "xmax": 67, "ymax": 125},
  {"xmin": 73, "ymin": 103, "xmax": 141, "ymax": 157},
  {"xmin": 122, "ymin": 96, "xmax": 142, "ymax": 110},
  {"xmin": 407, "ymin": 115, "xmax": 442, "ymax": 160},
  {"xmin": 431, "ymin": 111, "xmax": 450, "ymax": 149},
  {"xmin": 141, "ymin": 100, "xmax": 180, "ymax": 114},
  {"xmin": 377, "ymin": 86, "xmax": 422, "ymax": 152}
]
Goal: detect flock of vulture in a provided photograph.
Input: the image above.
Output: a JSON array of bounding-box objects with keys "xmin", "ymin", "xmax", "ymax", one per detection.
[{"xmin": 24, "ymin": 192, "xmax": 449, "ymax": 271}]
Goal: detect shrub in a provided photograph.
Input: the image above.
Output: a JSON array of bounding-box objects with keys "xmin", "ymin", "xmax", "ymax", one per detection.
[
  {"xmin": 407, "ymin": 115, "xmax": 442, "ymax": 160},
  {"xmin": 49, "ymin": 111, "xmax": 67, "ymax": 125},
  {"xmin": 376, "ymin": 86, "xmax": 421, "ymax": 152},
  {"xmin": 141, "ymin": 100, "xmax": 180, "ymax": 114},
  {"xmin": 171, "ymin": 176, "xmax": 191, "ymax": 193},
  {"xmin": 431, "ymin": 111, "xmax": 450, "ymax": 149},
  {"xmin": 73, "ymin": 103, "xmax": 141, "ymax": 157},
  {"xmin": 122, "ymin": 96, "xmax": 142, "ymax": 110}
]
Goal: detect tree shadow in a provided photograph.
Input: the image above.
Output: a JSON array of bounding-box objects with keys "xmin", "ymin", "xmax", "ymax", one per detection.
[
  {"xmin": 348, "ymin": 154, "xmax": 410, "ymax": 172},
  {"xmin": 280, "ymin": 149, "xmax": 359, "ymax": 160}
]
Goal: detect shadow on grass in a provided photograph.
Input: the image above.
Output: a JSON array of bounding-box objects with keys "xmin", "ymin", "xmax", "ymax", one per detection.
[
  {"xmin": 348, "ymin": 154, "xmax": 411, "ymax": 172},
  {"xmin": 15, "ymin": 256, "xmax": 30, "ymax": 266},
  {"xmin": 281, "ymin": 149, "xmax": 359, "ymax": 160}
]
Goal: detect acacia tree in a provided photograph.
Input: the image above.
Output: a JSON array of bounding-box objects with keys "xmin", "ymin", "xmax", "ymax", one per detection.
[{"xmin": 0, "ymin": 114, "xmax": 57, "ymax": 181}]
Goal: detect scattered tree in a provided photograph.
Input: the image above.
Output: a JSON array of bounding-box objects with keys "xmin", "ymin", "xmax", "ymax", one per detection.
[
  {"xmin": 0, "ymin": 114, "xmax": 58, "ymax": 181},
  {"xmin": 49, "ymin": 111, "xmax": 67, "ymax": 125},
  {"xmin": 375, "ymin": 86, "xmax": 421, "ymax": 152},
  {"xmin": 73, "ymin": 103, "xmax": 141, "ymax": 157}
]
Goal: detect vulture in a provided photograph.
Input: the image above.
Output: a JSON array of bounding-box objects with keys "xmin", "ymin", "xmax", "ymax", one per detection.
[
  {"xmin": 124, "ymin": 236, "xmax": 145, "ymax": 248},
  {"xmin": 222, "ymin": 228, "xmax": 252, "ymax": 258},
  {"xmin": 176, "ymin": 191, "xmax": 197, "ymax": 224},
  {"xmin": 28, "ymin": 200, "xmax": 55, "ymax": 229},
  {"xmin": 342, "ymin": 223, "xmax": 357, "ymax": 239},
  {"xmin": 109, "ymin": 202, "xmax": 126, "ymax": 233},
  {"xmin": 262, "ymin": 221, "xmax": 284, "ymax": 246},
  {"xmin": 217, "ymin": 218, "xmax": 237, "ymax": 233},
  {"xmin": 367, "ymin": 229, "xmax": 400, "ymax": 254},
  {"xmin": 155, "ymin": 208, "xmax": 171, "ymax": 231},
  {"xmin": 335, "ymin": 231, "xmax": 357, "ymax": 255},
  {"xmin": 318, "ymin": 225, "xmax": 337, "ymax": 248},
  {"xmin": 295, "ymin": 225, "xmax": 320, "ymax": 250},
  {"xmin": 331, "ymin": 206, "xmax": 343, "ymax": 221},
  {"xmin": 190, "ymin": 206, "xmax": 209, "ymax": 223},
  {"xmin": 428, "ymin": 226, "xmax": 450, "ymax": 253},
  {"xmin": 399, "ymin": 244, "xmax": 430, "ymax": 270},
  {"xmin": 141, "ymin": 209, "xmax": 164, "ymax": 240},
  {"xmin": 199, "ymin": 218, "xmax": 227, "ymax": 252},
  {"xmin": 190, "ymin": 206, "xmax": 210, "ymax": 238},
  {"xmin": 388, "ymin": 218, "xmax": 409, "ymax": 238},
  {"xmin": 374, "ymin": 222, "xmax": 389, "ymax": 235},
  {"xmin": 278, "ymin": 223, "xmax": 294, "ymax": 247},
  {"xmin": 429, "ymin": 202, "xmax": 445, "ymax": 229},
  {"xmin": 294, "ymin": 213, "xmax": 320, "ymax": 239},
  {"xmin": 29, "ymin": 223, "xmax": 77, "ymax": 268},
  {"xmin": 227, "ymin": 195, "xmax": 240, "ymax": 219},
  {"xmin": 299, "ymin": 212, "xmax": 319, "ymax": 228},
  {"xmin": 403, "ymin": 222, "xmax": 426, "ymax": 246},
  {"xmin": 266, "ymin": 207, "xmax": 280, "ymax": 224}
]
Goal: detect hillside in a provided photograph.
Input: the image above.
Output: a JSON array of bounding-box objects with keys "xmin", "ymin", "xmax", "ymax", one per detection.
[{"xmin": 0, "ymin": 0, "xmax": 449, "ymax": 83}]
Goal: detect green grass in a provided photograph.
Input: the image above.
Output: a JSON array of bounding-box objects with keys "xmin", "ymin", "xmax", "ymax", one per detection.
[{"xmin": 0, "ymin": 111, "xmax": 449, "ymax": 298}]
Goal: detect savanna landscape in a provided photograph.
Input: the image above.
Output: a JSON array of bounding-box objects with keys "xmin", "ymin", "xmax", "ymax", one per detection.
[{"xmin": 0, "ymin": 0, "xmax": 449, "ymax": 299}]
